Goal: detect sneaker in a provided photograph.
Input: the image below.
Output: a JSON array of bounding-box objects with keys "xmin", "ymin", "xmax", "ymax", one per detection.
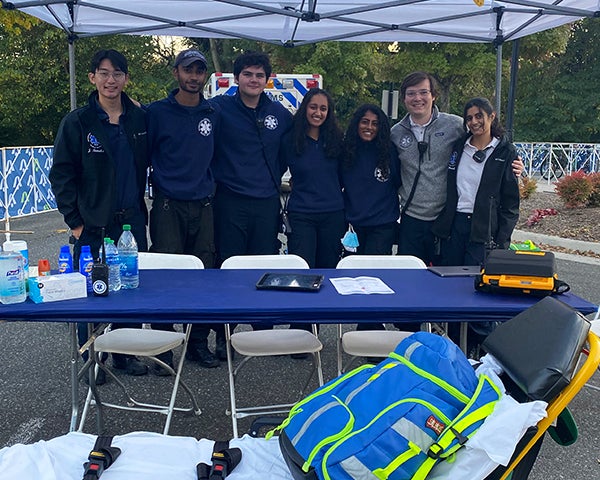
[
  {"xmin": 151, "ymin": 352, "xmax": 174, "ymax": 376},
  {"xmin": 84, "ymin": 367, "xmax": 106, "ymax": 386},
  {"xmin": 186, "ymin": 345, "xmax": 220, "ymax": 368},
  {"xmin": 112, "ymin": 355, "xmax": 149, "ymax": 376}
]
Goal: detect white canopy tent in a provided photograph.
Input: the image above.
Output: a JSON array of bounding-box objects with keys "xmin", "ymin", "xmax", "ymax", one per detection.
[
  {"xmin": 4, "ymin": 1, "xmax": 598, "ymax": 46},
  {"xmin": 3, "ymin": 0, "xmax": 599, "ymax": 123}
]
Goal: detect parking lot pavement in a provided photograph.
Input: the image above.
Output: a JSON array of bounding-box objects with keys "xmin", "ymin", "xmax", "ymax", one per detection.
[{"xmin": 1, "ymin": 210, "xmax": 599, "ymax": 479}]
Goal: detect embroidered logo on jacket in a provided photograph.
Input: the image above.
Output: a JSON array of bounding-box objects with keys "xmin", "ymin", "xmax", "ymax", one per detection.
[
  {"xmin": 198, "ymin": 118, "xmax": 213, "ymax": 136},
  {"xmin": 87, "ymin": 133, "xmax": 104, "ymax": 153},
  {"xmin": 399, "ymin": 135, "xmax": 413, "ymax": 149},
  {"xmin": 374, "ymin": 166, "xmax": 390, "ymax": 182},
  {"xmin": 264, "ymin": 115, "xmax": 279, "ymax": 130},
  {"xmin": 448, "ymin": 151, "xmax": 458, "ymax": 170}
]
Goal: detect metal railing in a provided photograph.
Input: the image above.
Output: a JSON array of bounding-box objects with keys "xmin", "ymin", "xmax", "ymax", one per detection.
[
  {"xmin": 2, "ymin": 142, "xmax": 600, "ymax": 223},
  {"xmin": 515, "ymin": 142, "xmax": 600, "ymax": 183}
]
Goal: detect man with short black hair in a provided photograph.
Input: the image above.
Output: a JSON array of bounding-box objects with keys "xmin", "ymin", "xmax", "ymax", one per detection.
[
  {"xmin": 211, "ymin": 51, "xmax": 293, "ymax": 264},
  {"xmin": 146, "ymin": 48, "xmax": 223, "ymax": 369},
  {"xmin": 50, "ymin": 49, "xmax": 150, "ymax": 379}
]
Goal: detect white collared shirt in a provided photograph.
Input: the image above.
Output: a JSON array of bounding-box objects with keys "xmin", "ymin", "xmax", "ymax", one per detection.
[
  {"xmin": 456, "ymin": 137, "xmax": 500, "ymax": 213},
  {"xmin": 409, "ymin": 115, "xmax": 433, "ymax": 142}
]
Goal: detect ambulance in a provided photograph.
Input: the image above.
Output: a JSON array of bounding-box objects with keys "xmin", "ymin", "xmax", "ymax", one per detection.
[{"xmin": 204, "ymin": 72, "xmax": 323, "ymax": 113}]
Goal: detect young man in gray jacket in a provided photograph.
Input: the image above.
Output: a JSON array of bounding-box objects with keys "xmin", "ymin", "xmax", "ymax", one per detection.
[{"xmin": 390, "ymin": 71, "xmax": 522, "ymax": 266}]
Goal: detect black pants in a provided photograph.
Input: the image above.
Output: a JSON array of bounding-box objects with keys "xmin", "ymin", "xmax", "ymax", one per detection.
[
  {"xmin": 213, "ymin": 186, "xmax": 280, "ymax": 265},
  {"xmin": 440, "ymin": 213, "xmax": 495, "ymax": 350},
  {"xmin": 288, "ymin": 210, "xmax": 345, "ymax": 269},
  {"xmin": 439, "ymin": 212, "xmax": 486, "ymax": 267},
  {"xmin": 149, "ymin": 191, "xmax": 222, "ymax": 345},
  {"xmin": 354, "ymin": 222, "xmax": 397, "ymax": 255},
  {"xmin": 397, "ymin": 214, "xmax": 437, "ymax": 266}
]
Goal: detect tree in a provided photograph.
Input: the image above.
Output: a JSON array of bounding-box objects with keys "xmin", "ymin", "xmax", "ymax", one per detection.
[
  {"xmin": 0, "ymin": 10, "xmax": 173, "ymax": 146},
  {"xmin": 512, "ymin": 22, "xmax": 599, "ymax": 143}
]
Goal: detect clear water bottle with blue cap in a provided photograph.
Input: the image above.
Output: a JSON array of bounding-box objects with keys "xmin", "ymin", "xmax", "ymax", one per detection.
[
  {"xmin": 117, "ymin": 224, "xmax": 139, "ymax": 289},
  {"xmin": 100, "ymin": 238, "xmax": 121, "ymax": 292}
]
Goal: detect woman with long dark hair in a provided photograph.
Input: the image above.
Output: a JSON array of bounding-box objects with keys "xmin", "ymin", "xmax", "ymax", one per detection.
[
  {"xmin": 342, "ymin": 104, "xmax": 400, "ymax": 255},
  {"xmin": 280, "ymin": 88, "xmax": 345, "ymax": 268},
  {"xmin": 433, "ymin": 97, "xmax": 520, "ymax": 267}
]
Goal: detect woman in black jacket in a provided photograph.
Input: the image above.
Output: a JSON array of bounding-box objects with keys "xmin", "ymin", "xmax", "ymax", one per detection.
[{"xmin": 433, "ymin": 97, "xmax": 520, "ymax": 266}]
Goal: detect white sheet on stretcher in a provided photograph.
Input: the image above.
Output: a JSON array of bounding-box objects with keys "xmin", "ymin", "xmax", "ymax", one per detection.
[{"xmin": 0, "ymin": 355, "xmax": 548, "ymax": 480}]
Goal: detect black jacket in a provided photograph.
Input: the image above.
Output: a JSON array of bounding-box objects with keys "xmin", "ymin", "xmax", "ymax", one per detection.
[
  {"xmin": 50, "ymin": 91, "xmax": 149, "ymax": 230},
  {"xmin": 432, "ymin": 135, "xmax": 520, "ymax": 248}
]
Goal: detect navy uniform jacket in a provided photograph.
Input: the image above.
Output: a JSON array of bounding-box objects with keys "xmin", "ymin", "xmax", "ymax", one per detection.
[
  {"xmin": 432, "ymin": 135, "xmax": 520, "ymax": 248},
  {"xmin": 212, "ymin": 92, "xmax": 292, "ymax": 198},
  {"xmin": 146, "ymin": 89, "xmax": 220, "ymax": 201},
  {"xmin": 341, "ymin": 141, "xmax": 401, "ymax": 227},
  {"xmin": 50, "ymin": 91, "xmax": 148, "ymax": 230}
]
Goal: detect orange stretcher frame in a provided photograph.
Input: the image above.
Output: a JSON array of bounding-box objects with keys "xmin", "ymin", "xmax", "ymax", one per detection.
[{"xmin": 499, "ymin": 331, "xmax": 600, "ymax": 479}]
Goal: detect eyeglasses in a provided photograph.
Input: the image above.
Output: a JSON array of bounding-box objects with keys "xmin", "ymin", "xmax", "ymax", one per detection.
[
  {"xmin": 405, "ymin": 89, "xmax": 431, "ymax": 98},
  {"xmin": 95, "ymin": 69, "xmax": 126, "ymax": 81}
]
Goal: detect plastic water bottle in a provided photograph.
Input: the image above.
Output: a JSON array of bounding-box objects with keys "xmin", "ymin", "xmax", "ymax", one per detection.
[
  {"xmin": 79, "ymin": 245, "xmax": 94, "ymax": 293},
  {"xmin": 58, "ymin": 245, "xmax": 74, "ymax": 273},
  {"xmin": 102, "ymin": 238, "xmax": 121, "ymax": 292},
  {"xmin": 117, "ymin": 224, "xmax": 139, "ymax": 289},
  {"xmin": 0, "ymin": 250, "xmax": 27, "ymax": 304}
]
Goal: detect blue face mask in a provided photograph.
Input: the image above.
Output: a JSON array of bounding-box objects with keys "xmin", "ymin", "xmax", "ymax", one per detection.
[{"xmin": 341, "ymin": 225, "xmax": 359, "ymax": 252}]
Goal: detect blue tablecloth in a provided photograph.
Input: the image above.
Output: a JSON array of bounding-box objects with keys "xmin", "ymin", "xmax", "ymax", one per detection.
[{"xmin": 1, "ymin": 269, "xmax": 596, "ymax": 325}]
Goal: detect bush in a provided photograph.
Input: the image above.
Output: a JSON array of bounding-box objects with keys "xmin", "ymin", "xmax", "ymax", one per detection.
[
  {"xmin": 526, "ymin": 208, "xmax": 558, "ymax": 226},
  {"xmin": 519, "ymin": 176, "xmax": 537, "ymax": 199},
  {"xmin": 555, "ymin": 170, "xmax": 593, "ymax": 208},
  {"xmin": 587, "ymin": 172, "xmax": 600, "ymax": 207}
]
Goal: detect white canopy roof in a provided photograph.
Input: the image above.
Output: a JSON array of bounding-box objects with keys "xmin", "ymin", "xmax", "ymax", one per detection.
[{"xmin": 4, "ymin": 0, "xmax": 599, "ymax": 46}]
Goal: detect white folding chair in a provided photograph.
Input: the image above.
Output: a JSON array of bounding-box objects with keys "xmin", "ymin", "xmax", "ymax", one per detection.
[
  {"xmin": 79, "ymin": 252, "xmax": 203, "ymax": 434},
  {"xmin": 220, "ymin": 254, "xmax": 324, "ymax": 438},
  {"xmin": 335, "ymin": 255, "xmax": 427, "ymax": 375}
]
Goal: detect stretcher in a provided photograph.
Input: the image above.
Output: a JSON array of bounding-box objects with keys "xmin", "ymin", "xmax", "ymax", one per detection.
[{"xmin": 1, "ymin": 300, "xmax": 597, "ymax": 480}]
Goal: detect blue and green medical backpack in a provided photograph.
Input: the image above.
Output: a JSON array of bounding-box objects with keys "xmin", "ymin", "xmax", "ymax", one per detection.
[{"xmin": 271, "ymin": 332, "xmax": 501, "ymax": 480}]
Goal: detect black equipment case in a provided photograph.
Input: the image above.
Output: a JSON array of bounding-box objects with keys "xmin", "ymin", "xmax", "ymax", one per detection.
[{"xmin": 474, "ymin": 249, "xmax": 569, "ymax": 296}]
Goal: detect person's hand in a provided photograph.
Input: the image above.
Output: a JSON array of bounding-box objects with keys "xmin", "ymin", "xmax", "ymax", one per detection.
[
  {"xmin": 512, "ymin": 156, "xmax": 524, "ymax": 177},
  {"xmin": 71, "ymin": 225, "xmax": 84, "ymax": 240}
]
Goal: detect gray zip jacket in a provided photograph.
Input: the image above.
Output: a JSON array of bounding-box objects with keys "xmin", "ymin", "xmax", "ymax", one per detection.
[{"xmin": 390, "ymin": 106, "xmax": 464, "ymax": 221}]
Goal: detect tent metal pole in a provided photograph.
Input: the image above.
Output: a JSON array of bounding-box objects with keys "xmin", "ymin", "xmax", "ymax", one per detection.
[
  {"xmin": 495, "ymin": 43, "xmax": 502, "ymax": 120},
  {"xmin": 68, "ymin": 39, "xmax": 76, "ymax": 111},
  {"xmin": 506, "ymin": 39, "xmax": 521, "ymax": 143}
]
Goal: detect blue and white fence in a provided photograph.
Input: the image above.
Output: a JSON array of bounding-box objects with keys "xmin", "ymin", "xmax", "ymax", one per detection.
[
  {"xmin": 515, "ymin": 142, "xmax": 600, "ymax": 182},
  {"xmin": 0, "ymin": 146, "xmax": 56, "ymax": 221},
  {"xmin": 1, "ymin": 142, "xmax": 600, "ymax": 222}
]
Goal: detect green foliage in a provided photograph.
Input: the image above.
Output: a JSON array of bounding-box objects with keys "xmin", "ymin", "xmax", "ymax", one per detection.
[
  {"xmin": 519, "ymin": 176, "xmax": 537, "ymax": 200},
  {"xmin": 554, "ymin": 171, "xmax": 593, "ymax": 208},
  {"xmin": 1, "ymin": 10, "xmax": 598, "ymax": 146},
  {"xmin": 514, "ymin": 20, "xmax": 600, "ymax": 143},
  {"xmin": 0, "ymin": 11, "xmax": 173, "ymax": 146}
]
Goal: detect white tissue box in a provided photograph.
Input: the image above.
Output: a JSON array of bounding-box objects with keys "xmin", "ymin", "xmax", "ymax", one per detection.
[{"xmin": 28, "ymin": 273, "xmax": 87, "ymax": 303}]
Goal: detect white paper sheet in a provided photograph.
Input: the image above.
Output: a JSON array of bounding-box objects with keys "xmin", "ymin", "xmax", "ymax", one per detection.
[{"xmin": 329, "ymin": 276, "xmax": 395, "ymax": 295}]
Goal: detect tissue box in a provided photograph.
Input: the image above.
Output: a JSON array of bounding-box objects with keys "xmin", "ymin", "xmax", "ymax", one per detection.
[{"xmin": 28, "ymin": 273, "xmax": 87, "ymax": 303}]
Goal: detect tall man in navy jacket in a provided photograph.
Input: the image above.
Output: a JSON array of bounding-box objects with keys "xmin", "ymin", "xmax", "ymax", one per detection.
[
  {"xmin": 146, "ymin": 49, "xmax": 223, "ymax": 369},
  {"xmin": 211, "ymin": 52, "xmax": 293, "ymax": 264}
]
